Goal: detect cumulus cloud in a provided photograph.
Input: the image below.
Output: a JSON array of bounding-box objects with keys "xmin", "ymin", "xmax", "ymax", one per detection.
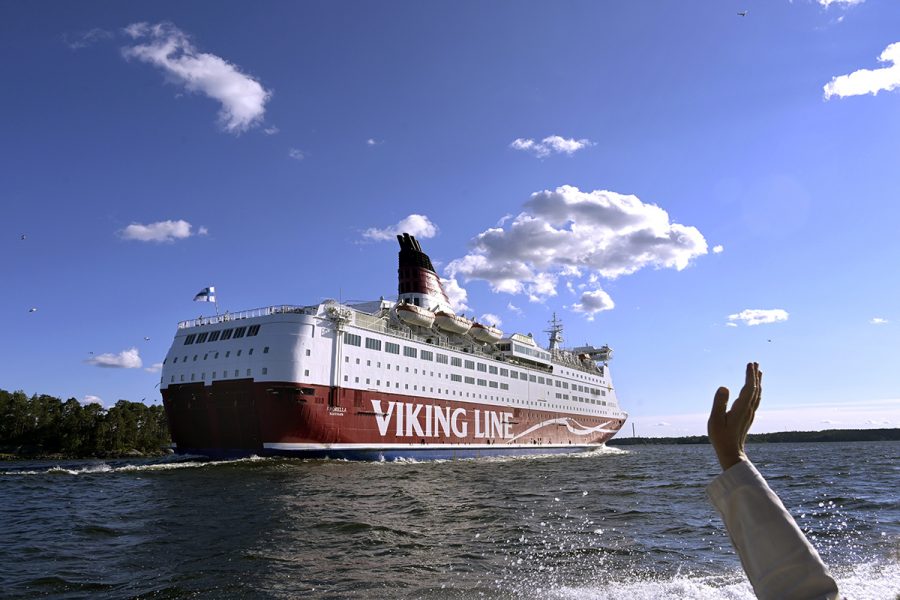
[
  {"xmin": 145, "ymin": 362, "xmax": 164, "ymax": 373},
  {"xmin": 510, "ymin": 135, "xmax": 594, "ymax": 158},
  {"xmin": 288, "ymin": 148, "xmax": 305, "ymax": 161},
  {"xmin": 824, "ymin": 42, "xmax": 900, "ymax": 100},
  {"xmin": 712, "ymin": 245, "xmax": 724, "ymax": 254},
  {"xmin": 572, "ymin": 288, "xmax": 615, "ymax": 319},
  {"xmin": 479, "ymin": 313, "xmax": 502, "ymax": 327},
  {"xmin": 440, "ymin": 277, "xmax": 471, "ymax": 313},
  {"xmin": 507, "ymin": 302, "xmax": 523, "ymax": 315},
  {"xmin": 445, "ymin": 185, "xmax": 708, "ymax": 309},
  {"xmin": 121, "ymin": 219, "xmax": 204, "ymax": 242},
  {"xmin": 83, "ymin": 395, "xmax": 104, "ymax": 406},
  {"xmin": 122, "ymin": 22, "xmax": 271, "ymax": 134},
  {"xmin": 870, "ymin": 317, "xmax": 889, "ymax": 325},
  {"xmin": 819, "ymin": 0, "xmax": 864, "ymax": 6},
  {"xmin": 86, "ymin": 347, "xmax": 143, "ymax": 369},
  {"xmin": 728, "ymin": 309, "xmax": 789, "ymax": 326},
  {"xmin": 363, "ymin": 214, "xmax": 439, "ymax": 241},
  {"xmin": 263, "ymin": 126, "xmax": 279, "ymax": 135}
]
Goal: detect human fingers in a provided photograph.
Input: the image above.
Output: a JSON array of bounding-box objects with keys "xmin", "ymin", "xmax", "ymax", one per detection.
[
  {"xmin": 732, "ymin": 362, "xmax": 757, "ymax": 417},
  {"xmin": 710, "ymin": 386, "xmax": 729, "ymax": 429}
]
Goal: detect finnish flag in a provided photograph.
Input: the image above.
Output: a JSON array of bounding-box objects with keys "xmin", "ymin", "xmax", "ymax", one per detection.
[{"xmin": 194, "ymin": 287, "xmax": 216, "ymax": 303}]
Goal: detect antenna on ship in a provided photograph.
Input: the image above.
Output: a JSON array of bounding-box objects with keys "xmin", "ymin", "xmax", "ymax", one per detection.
[{"xmin": 546, "ymin": 312, "xmax": 564, "ymax": 351}]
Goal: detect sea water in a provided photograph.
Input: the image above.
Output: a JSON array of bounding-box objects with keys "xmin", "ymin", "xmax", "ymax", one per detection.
[{"xmin": 1, "ymin": 442, "xmax": 897, "ymax": 599}]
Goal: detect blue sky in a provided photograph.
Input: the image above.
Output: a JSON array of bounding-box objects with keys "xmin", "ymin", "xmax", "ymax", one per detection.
[{"xmin": 2, "ymin": 0, "xmax": 898, "ymax": 436}]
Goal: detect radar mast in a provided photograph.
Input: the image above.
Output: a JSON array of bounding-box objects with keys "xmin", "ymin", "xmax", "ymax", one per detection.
[{"xmin": 546, "ymin": 312, "xmax": 564, "ymax": 351}]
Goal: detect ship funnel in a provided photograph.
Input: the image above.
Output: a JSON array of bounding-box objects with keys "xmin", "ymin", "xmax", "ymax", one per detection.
[{"xmin": 397, "ymin": 233, "xmax": 453, "ymax": 313}]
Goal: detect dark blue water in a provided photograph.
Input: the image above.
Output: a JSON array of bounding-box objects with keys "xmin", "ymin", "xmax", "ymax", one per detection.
[{"xmin": 1, "ymin": 442, "xmax": 897, "ymax": 599}]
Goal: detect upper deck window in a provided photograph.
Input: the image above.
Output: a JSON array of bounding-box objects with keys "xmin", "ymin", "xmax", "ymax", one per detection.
[
  {"xmin": 221, "ymin": 329, "xmax": 234, "ymax": 340},
  {"xmin": 184, "ymin": 334, "xmax": 196, "ymax": 345},
  {"xmin": 208, "ymin": 331, "xmax": 221, "ymax": 342},
  {"xmin": 365, "ymin": 338, "xmax": 381, "ymax": 351},
  {"xmin": 196, "ymin": 332, "xmax": 208, "ymax": 344},
  {"xmin": 451, "ymin": 357, "xmax": 462, "ymax": 367},
  {"xmin": 344, "ymin": 333, "xmax": 362, "ymax": 346},
  {"xmin": 233, "ymin": 327, "xmax": 247, "ymax": 339},
  {"xmin": 436, "ymin": 353, "xmax": 448, "ymax": 364},
  {"xmin": 464, "ymin": 360, "xmax": 475, "ymax": 370},
  {"xmin": 385, "ymin": 342, "xmax": 400, "ymax": 354},
  {"xmin": 420, "ymin": 350, "xmax": 433, "ymax": 361},
  {"xmin": 403, "ymin": 346, "xmax": 417, "ymax": 358},
  {"xmin": 247, "ymin": 325, "xmax": 261, "ymax": 336}
]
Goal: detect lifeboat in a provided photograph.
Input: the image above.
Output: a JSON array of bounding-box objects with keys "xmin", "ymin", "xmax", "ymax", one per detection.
[
  {"xmin": 470, "ymin": 322, "xmax": 503, "ymax": 344},
  {"xmin": 433, "ymin": 311, "xmax": 472, "ymax": 335},
  {"xmin": 395, "ymin": 303, "xmax": 435, "ymax": 328}
]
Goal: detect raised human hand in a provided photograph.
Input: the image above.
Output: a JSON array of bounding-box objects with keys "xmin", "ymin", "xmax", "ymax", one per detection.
[{"xmin": 708, "ymin": 362, "xmax": 762, "ymax": 470}]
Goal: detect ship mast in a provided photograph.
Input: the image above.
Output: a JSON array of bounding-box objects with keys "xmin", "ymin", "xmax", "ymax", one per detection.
[{"xmin": 546, "ymin": 312, "xmax": 564, "ymax": 351}]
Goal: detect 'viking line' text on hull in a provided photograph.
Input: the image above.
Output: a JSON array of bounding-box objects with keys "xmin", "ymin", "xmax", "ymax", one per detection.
[{"xmin": 160, "ymin": 234, "xmax": 627, "ymax": 460}]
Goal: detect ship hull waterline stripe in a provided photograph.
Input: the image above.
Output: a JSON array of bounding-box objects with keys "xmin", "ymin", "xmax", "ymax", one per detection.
[{"xmin": 262, "ymin": 442, "xmax": 604, "ymax": 450}]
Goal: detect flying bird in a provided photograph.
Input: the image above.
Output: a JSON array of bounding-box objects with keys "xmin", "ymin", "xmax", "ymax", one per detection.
[
  {"xmin": 28, "ymin": 307, "xmax": 37, "ymax": 313},
  {"xmin": 738, "ymin": 11, "xmax": 748, "ymax": 16},
  {"xmin": 20, "ymin": 234, "xmax": 26, "ymax": 240},
  {"xmin": 144, "ymin": 336, "xmax": 151, "ymax": 341}
]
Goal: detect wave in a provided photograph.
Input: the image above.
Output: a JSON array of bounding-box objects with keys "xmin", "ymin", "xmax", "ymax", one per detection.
[
  {"xmin": 537, "ymin": 560, "xmax": 899, "ymax": 600},
  {"xmin": 0, "ymin": 455, "xmax": 273, "ymax": 476}
]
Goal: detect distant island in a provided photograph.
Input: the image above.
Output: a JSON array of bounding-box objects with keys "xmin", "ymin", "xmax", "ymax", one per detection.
[
  {"xmin": 0, "ymin": 388, "xmax": 170, "ymax": 460},
  {"xmin": 608, "ymin": 429, "xmax": 900, "ymax": 445}
]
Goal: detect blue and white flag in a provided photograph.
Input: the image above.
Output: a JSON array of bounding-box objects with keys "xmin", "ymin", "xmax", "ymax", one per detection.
[{"xmin": 194, "ymin": 286, "xmax": 216, "ymax": 303}]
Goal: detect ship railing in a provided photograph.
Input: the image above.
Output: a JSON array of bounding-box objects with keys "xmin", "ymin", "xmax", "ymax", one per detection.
[{"xmin": 177, "ymin": 305, "xmax": 316, "ymax": 329}]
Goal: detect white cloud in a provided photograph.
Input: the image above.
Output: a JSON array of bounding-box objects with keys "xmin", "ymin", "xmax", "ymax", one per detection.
[
  {"xmin": 725, "ymin": 322, "xmax": 739, "ymax": 328},
  {"xmin": 824, "ymin": 42, "xmax": 900, "ymax": 100},
  {"xmin": 712, "ymin": 244, "xmax": 724, "ymax": 254},
  {"xmin": 122, "ymin": 22, "xmax": 271, "ymax": 134},
  {"xmin": 656, "ymin": 422, "xmax": 671, "ymax": 427},
  {"xmin": 728, "ymin": 309, "xmax": 790, "ymax": 326},
  {"xmin": 479, "ymin": 313, "xmax": 502, "ymax": 327},
  {"xmin": 121, "ymin": 219, "xmax": 203, "ymax": 242},
  {"xmin": 510, "ymin": 135, "xmax": 594, "ymax": 158},
  {"xmin": 870, "ymin": 317, "xmax": 889, "ymax": 325},
  {"xmin": 819, "ymin": 0, "xmax": 864, "ymax": 6},
  {"xmin": 64, "ymin": 28, "xmax": 113, "ymax": 50},
  {"xmin": 363, "ymin": 214, "xmax": 439, "ymax": 241},
  {"xmin": 86, "ymin": 347, "xmax": 143, "ymax": 369},
  {"xmin": 445, "ymin": 185, "xmax": 708, "ymax": 307},
  {"xmin": 288, "ymin": 148, "xmax": 305, "ymax": 161},
  {"xmin": 821, "ymin": 419, "xmax": 841, "ymax": 425},
  {"xmin": 366, "ymin": 138, "xmax": 383, "ymax": 146},
  {"xmin": 507, "ymin": 302, "xmax": 523, "ymax": 315},
  {"xmin": 83, "ymin": 395, "xmax": 104, "ymax": 406},
  {"xmin": 263, "ymin": 126, "xmax": 279, "ymax": 135},
  {"xmin": 440, "ymin": 277, "xmax": 470, "ymax": 313},
  {"xmin": 145, "ymin": 362, "xmax": 164, "ymax": 373},
  {"xmin": 572, "ymin": 289, "xmax": 615, "ymax": 320}
]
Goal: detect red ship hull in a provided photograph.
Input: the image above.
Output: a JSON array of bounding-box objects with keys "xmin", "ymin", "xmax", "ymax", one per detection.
[{"xmin": 162, "ymin": 379, "xmax": 624, "ymax": 460}]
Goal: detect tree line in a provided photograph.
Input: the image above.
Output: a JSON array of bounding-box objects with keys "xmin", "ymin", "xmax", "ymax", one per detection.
[
  {"xmin": 0, "ymin": 389, "xmax": 170, "ymax": 458},
  {"xmin": 609, "ymin": 428, "xmax": 900, "ymax": 446}
]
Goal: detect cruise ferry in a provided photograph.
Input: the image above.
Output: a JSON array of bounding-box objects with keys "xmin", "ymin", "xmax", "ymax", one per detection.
[{"xmin": 160, "ymin": 234, "xmax": 627, "ymax": 460}]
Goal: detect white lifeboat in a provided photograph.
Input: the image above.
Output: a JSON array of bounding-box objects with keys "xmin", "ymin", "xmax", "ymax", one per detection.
[
  {"xmin": 470, "ymin": 322, "xmax": 503, "ymax": 344},
  {"xmin": 395, "ymin": 303, "xmax": 435, "ymax": 328},
  {"xmin": 433, "ymin": 311, "xmax": 472, "ymax": 335}
]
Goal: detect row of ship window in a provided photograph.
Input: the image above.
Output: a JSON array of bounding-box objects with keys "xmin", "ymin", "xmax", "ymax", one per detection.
[
  {"xmin": 344, "ymin": 333, "xmax": 609, "ymax": 396},
  {"xmin": 183, "ymin": 324, "xmax": 261, "ymax": 345},
  {"xmin": 166, "ymin": 346, "xmax": 270, "ymax": 365},
  {"xmin": 344, "ymin": 355, "xmax": 611, "ymax": 407},
  {"xmin": 340, "ymin": 375, "xmax": 611, "ymax": 413},
  {"xmin": 170, "ymin": 367, "xmax": 268, "ymax": 383}
]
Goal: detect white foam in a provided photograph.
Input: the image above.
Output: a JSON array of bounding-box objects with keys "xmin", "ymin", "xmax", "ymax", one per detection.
[
  {"xmin": 540, "ymin": 560, "xmax": 899, "ymax": 600},
  {"xmin": 1, "ymin": 455, "xmax": 275, "ymax": 476}
]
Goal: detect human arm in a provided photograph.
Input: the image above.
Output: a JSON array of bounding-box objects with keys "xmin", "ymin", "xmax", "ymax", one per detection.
[{"xmin": 706, "ymin": 363, "xmax": 840, "ymax": 600}]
